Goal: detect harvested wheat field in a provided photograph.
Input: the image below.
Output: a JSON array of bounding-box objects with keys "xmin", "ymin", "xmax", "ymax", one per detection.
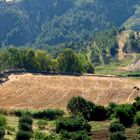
[{"xmin": 0, "ymin": 73, "xmax": 139, "ymax": 110}]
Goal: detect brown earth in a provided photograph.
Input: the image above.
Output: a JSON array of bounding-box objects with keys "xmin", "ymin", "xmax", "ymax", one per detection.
[
  {"xmin": 0, "ymin": 73, "xmax": 139, "ymax": 110},
  {"xmin": 117, "ymin": 32, "xmax": 129, "ymax": 60},
  {"xmin": 130, "ymin": 59, "xmax": 140, "ymax": 71}
]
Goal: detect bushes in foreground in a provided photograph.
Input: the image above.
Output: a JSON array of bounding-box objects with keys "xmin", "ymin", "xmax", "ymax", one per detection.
[
  {"xmin": 0, "ymin": 127, "xmax": 5, "ymax": 139},
  {"xmin": 16, "ymin": 116, "xmax": 33, "ymax": 140},
  {"xmin": 15, "ymin": 109, "xmax": 64, "ymax": 120},
  {"xmin": 110, "ymin": 132, "xmax": 127, "ymax": 140},
  {"xmin": 19, "ymin": 116, "xmax": 33, "ymax": 125},
  {"xmin": 0, "ymin": 115, "xmax": 7, "ymax": 128},
  {"xmin": 0, "ymin": 115, "xmax": 7, "ymax": 139},
  {"xmin": 109, "ymin": 120, "xmax": 126, "ymax": 140},
  {"xmin": 115, "ymin": 104, "xmax": 135, "ymax": 128},
  {"xmin": 16, "ymin": 130, "xmax": 32, "ymax": 140},
  {"xmin": 56, "ymin": 117, "xmax": 91, "ymax": 140},
  {"xmin": 32, "ymin": 109, "xmax": 64, "ymax": 120},
  {"xmin": 135, "ymin": 111, "xmax": 140, "ymax": 126},
  {"xmin": 67, "ymin": 96, "xmax": 107, "ymax": 121},
  {"xmin": 109, "ymin": 120, "xmax": 125, "ymax": 133},
  {"xmin": 56, "ymin": 117, "xmax": 91, "ymax": 133},
  {"xmin": 61, "ymin": 130, "xmax": 90, "ymax": 140}
]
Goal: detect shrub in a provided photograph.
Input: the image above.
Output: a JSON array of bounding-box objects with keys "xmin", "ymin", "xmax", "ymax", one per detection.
[
  {"xmin": 67, "ymin": 96, "xmax": 92, "ymax": 116},
  {"xmin": 19, "ymin": 116, "xmax": 33, "ymax": 125},
  {"xmin": 33, "ymin": 131, "xmax": 47, "ymax": 140},
  {"xmin": 19, "ymin": 123, "xmax": 32, "ymax": 132},
  {"xmin": 0, "ymin": 127, "xmax": 5, "ymax": 139},
  {"xmin": 67, "ymin": 96, "xmax": 107, "ymax": 121},
  {"xmin": 67, "ymin": 96, "xmax": 96, "ymax": 120},
  {"xmin": 16, "ymin": 130, "xmax": 32, "ymax": 140},
  {"xmin": 133, "ymin": 97, "xmax": 140, "ymax": 111},
  {"xmin": 109, "ymin": 120, "xmax": 125, "ymax": 133},
  {"xmin": 107, "ymin": 102, "xmax": 118, "ymax": 119},
  {"xmin": 56, "ymin": 117, "xmax": 91, "ymax": 133},
  {"xmin": 33, "ymin": 109, "xmax": 64, "ymax": 120},
  {"xmin": 61, "ymin": 130, "xmax": 90, "ymax": 140},
  {"xmin": 115, "ymin": 104, "xmax": 135, "ymax": 127},
  {"xmin": 135, "ymin": 111, "xmax": 140, "ymax": 126},
  {"xmin": 16, "ymin": 116, "xmax": 33, "ymax": 140},
  {"xmin": 6, "ymin": 125, "xmax": 15, "ymax": 135},
  {"xmin": 14, "ymin": 110, "xmax": 32, "ymax": 117},
  {"xmin": 0, "ymin": 115, "xmax": 7, "ymax": 128},
  {"xmin": 110, "ymin": 132, "xmax": 126, "ymax": 140},
  {"xmin": 93, "ymin": 105, "xmax": 107, "ymax": 121},
  {"xmin": 109, "ymin": 120, "xmax": 126, "ymax": 140}
]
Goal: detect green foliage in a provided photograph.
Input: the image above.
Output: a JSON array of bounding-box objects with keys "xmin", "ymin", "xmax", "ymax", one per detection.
[
  {"xmin": 109, "ymin": 120, "xmax": 126, "ymax": 140},
  {"xmin": 135, "ymin": 111, "xmax": 140, "ymax": 126},
  {"xmin": 110, "ymin": 132, "xmax": 126, "ymax": 140},
  {"xmin": 67, "ymin": 96, "xmax": 107, "ymax": 121},
  {"xmin": 0, "ymin": 127, "xmax": 5, "ymax": 139},
  {"xmin": 19, "ymin": 116, "xmax": 33, "ymax": 126},
  {"xmin": 133, "ymin": 96, "xmax": 140, "ymax": 111},
  {"xmin": 0, "ymin": 0, "xmax": 138, "ymax": 49},
  {"xmin": 32, "ymin": 109, "xmax": 64, "ymax": 120},
  {"xmin": 56, "ymin": 117, "xmax": 91, "ymax": 140},
  {"xmin": 58, "ymin": 49, "xmax": 94, "ymax": 73},
  {"xmin": 91, "ymin": 28, "xmax": 118, "ymax": 65},
  {"xmin": 109, "ymin": 120, "xmax": 125, "ymax": 133},
  {"xmin": 0, "ymin": 115, "xmax": 7, "ymax": 139},
  {"xmin": 61, "ymin": 130, "xmax": 90, "ymax": 140},
  {"xmin": 16, "ymin": 115, "xmax": 33, "ymax": 140},
  {"xmin": 107, "ymin": 102, "xmax": 118, "ymax": 119},
  {"xmin": 0, "ymin": 115, "xmax": 7, "ymax": 128},
  {"xmin": 56, "ymin": 117, "xmax": 91, "ymax": 133},
  {"xmin": 67, "ymin": 96, "xmax": 96, "ymax": 120},
  {"xmin": 14, "ymin": 110, "xmax": 32, "ymax": 117},
  {"xmin": 16, "ymin": 130, "xmax": 32, "ymax": 140},
  {"xmin": 36, "ymin": 120, "xmax": 48, "ymax": 130},
  {"xmin": 115, "ymin": 104, "xmax": 135, "ymax": 127},
  {"xmin": 33, "ymin": 131, "xmax": 47, "ymax": 140},
  {"xmin": 19, "ymin": 123, "xmax": 32, "ymax": 132},
  {"xmin": 0, "ymin": 47, "xmax": 94, "ymax": 74},
  {"xmin": 93, "ymin": 105, "xmax": 107, "ymax": 121},
  {"xmin": 124, "ymin": 31, "xmax": 140, "ymax": 53}
]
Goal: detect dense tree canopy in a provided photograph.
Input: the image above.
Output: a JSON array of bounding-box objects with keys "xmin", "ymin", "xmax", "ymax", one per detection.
[
  {"xmin": 0, "ymin": 47, "xmax": 94, "ymax": 74},
  {"xmin": 0, "ymin": 0, "xmax": 139, "ymax": 46}
]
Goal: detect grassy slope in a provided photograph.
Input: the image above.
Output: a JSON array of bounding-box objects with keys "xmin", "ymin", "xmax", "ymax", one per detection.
[
  {"xmin": 95, "ymin": 54, "xmax": 140, "ymax": 76},
  {"xmin": 95, "ymin": 30, "xmax": 140, "ymax": 76},
  {"xmin": 123, "ymin": 5, "xmax": 140, "ymax": 31}
]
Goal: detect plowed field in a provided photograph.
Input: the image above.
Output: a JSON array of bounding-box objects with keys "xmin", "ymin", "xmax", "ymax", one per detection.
[{"xmin": 0, "ymin": 74, "xmax": 139, "ymax": 110}]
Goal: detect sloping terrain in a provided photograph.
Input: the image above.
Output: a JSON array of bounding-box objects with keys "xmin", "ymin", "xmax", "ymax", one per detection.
[
  {"xmin": 123, "ymin": 5, "xmax": 140, "ymax": 31},
  {"xmin": 0, "ymin": 74, "xmax": 139, "ymax": 110},
  {"xmin": 117, "ymin": 31, "xmax": 129, "ymax": 60},
  {"xmin": 0, "ymin": 0, "xmax": 139, "ymax": 46},
  {"xmin": 130, "ymin": 59, "xmax": 140, "ymax": 71}
]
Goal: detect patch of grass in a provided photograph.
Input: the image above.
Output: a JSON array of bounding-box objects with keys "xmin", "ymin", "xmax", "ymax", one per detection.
[
  {"xmin": 90, "ymin": 121, "xmax": 110, "ymax": 131},
  {"xmin": 95, "ymin": 54, "xmax": 140, "ymax": 77},
  {"xmin": 33, "ymin": 119, "xmax": 55, "ymax": 135},
  {"xmin": 5, "ymin": 116, "xmax": 19, "ymax": 140}
]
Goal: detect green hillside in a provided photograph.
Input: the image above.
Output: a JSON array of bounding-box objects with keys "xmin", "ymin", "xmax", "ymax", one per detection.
[
  {"xmin": 123, "ymin": 5, "xmax": 140, "ymax": 30},
  {"xmin": 0, "ymin": 0, "xmax": 139, "ymax": 47},
  {"xmin": 0, "ymin": 0, "xmax": 140, "ymax": 68}
]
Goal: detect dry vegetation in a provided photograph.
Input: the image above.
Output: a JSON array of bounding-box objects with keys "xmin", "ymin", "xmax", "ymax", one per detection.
[{"xmin": 0, "ymin": 73, "xmax": 139, "ymax": 110}]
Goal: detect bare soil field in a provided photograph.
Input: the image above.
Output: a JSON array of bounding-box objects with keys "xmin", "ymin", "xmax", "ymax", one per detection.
[{"xmin": 0, "ymin": 73, "xmax": 139, "ymax": 110}]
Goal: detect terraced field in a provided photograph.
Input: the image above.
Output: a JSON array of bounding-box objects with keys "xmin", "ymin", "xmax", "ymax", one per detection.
[{"xmin": 0, "ymin": 73, "xmax": 139, "ymax": 110}]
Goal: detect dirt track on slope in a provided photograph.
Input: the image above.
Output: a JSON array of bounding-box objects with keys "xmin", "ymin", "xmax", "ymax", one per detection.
[
  {"xmin": 0, "ymin": 73, "xmax": 139, "ymax": 110},
  {"xmin": 117, "ymin": 32, "xmax": 129, "ymax": 60}
]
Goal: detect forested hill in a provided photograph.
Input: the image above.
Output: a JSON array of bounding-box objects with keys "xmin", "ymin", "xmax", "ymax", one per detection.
[{"xmin": 0, "ymin": 0, "xmax": 139, "ymax": 47}]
